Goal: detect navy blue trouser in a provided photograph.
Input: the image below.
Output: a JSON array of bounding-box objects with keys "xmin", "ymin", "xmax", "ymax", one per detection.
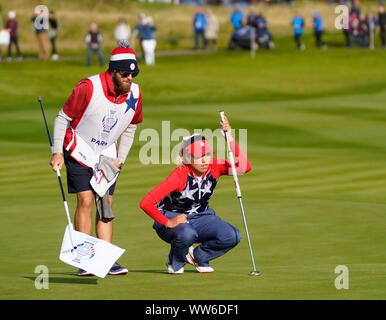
[{"xmin": 153, "ymin": 209, "xmax": 242, "ymax": 271}]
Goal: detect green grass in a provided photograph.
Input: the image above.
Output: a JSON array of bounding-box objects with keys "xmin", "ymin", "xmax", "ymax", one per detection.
[{"xmin": 0, "ymin": 44, "xmax": 386, "ymax": 300}]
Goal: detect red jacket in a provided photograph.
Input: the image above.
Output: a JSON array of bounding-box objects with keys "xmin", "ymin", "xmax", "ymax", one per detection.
[{"xmin": 140, "ymin": 141, "xmax": 251, "ymax": 225}]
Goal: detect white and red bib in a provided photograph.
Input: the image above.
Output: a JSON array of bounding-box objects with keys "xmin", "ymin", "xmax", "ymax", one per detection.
[{"xmin": 66, "ymin": 74, "xmax": 140, "ymax": 168}]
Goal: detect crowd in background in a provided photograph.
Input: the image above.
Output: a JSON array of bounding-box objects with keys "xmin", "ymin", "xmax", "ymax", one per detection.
[
  {"xmin": 195, "ymin": 0, "xmax": 386, "ymax": 51},
  {"xmin": 287, "ymin": 0, "xmax": 386, "ymax": 50},
  {"xmin": 0, "ymin": 8, "xmax": 60, "ymax": 61},
  {"xmin": 0, "ymin": 0, "xmax": 385, "ymax": 64},
  {"xmin": 0, "ymin": 7, "xmax": 158, "ymax": 66}
]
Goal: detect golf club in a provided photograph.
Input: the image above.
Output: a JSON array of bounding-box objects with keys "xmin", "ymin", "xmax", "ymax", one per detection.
[
  {"xmin": 219, "ymin": 110, "xmax": 261, "ymax": 276},
  {"xmin": 38, "ymin": 96, "xmax": 76, "ymax": 251}
]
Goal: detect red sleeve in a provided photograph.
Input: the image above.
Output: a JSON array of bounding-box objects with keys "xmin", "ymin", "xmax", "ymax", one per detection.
[
  {"xmin": 62, "ymin": 79, "xmax": 93, "ymax": 120},
  {"xmin": 218, "ymin": 140, "xmax": 252, "ymax": 176},
  {"xmin": 131, "ymin": 90, "xmax": 143, "ymax": 124},
  {"xmin": 140, "ymin": 167, "xmax": 187, "ymax": 225}
]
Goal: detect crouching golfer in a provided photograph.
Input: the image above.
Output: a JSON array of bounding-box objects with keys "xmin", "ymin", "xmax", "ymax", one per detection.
[
  {"xmin": 50, "ymin": 41, "xmax": 143, "ymax": 276},
  {"xmin": 140, "ymin": 117, "xmax": 251, "ymax": 274}
]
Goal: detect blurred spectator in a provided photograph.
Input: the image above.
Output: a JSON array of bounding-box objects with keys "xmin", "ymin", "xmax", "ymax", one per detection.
[
  {"xmin": 367, "ymin": 11, "xmax": 377, "ymax": 49},
  {"xmin": 256, "ymin": 13, "xmax": 268, "ymax": 29},
  {"xmin": 204, "ymin": 9, "xmax": 219, "ymax": 50},
  {"xmin": 247, "ymin": 7, "xmax": 257, "ymax": 28},
  {"xmin": 193, "ymin": 6, "xmax": 207, "ymax": 50},
  {"xmin": 358, "ymin": 13, "xmax": 369, "ymax": 47},
  {"xmin": 114, "ymin": 17, "xmax": 131, "ymax": 44},
  {"xmin": 378, "ymin": 4, "xmax": 386, "ymax": 49},
  {"xmin": 6, "ymin": 11, "xmax": 22, "ymax": 60},
  {"xmin": 31, "ymin": 9, "xmax": 48, "ymax": 60},
  {"xmin": 291, "ymin": 11, "xmax": 305, "ymax": 50},
  {"xmin": 48, "ymin": 10, "xmax": 60, "ymax": 60},
  {"xmin": 348, "ymin": 14, "xmax": 359, "ymax": 47},
  {"xmin": 0, "ymin": 14, "xmax": 11, "ymax": 60},
  {"xmin": 312, "ymin": 11, "xmax": 326, "ymax": 49},
  {"xmin": 350, "ymin": 0, "xmax": 361, "ymax": 17},
  {"xmin": 230, "ymin": 5, "xmax": 245, "ymax": 31},
  {"xmin": 256, "ymin": 18, "xmax": 274, "ymax": 50},
  {"xmin": 140, "ymin": 17, "xmax": 157, "ymax": 65},
  {"xmin": 348, "ymin": 13, "xmax": 368, "ymax": 48},
  {"xmin": 247, "ymin": 8, "xmax": 267, "ymax": 29},
  {"xmin": 85, "ymin": 22, "xmax": 104, "ymax": 67},
  {"xmin": 132, "ymin": 13, "xmax": 146, "ymax": 61}
]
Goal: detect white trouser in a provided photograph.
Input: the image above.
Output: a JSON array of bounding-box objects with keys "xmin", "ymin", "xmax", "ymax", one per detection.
[{"xmin": 142, "ymin": 39, "xmax": 156, "ymax": 65}]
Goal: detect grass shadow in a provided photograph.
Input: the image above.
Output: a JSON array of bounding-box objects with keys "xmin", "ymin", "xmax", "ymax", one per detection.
[
  {"xmin": 23, "ymin": 273, "xmax": 98, "ymax": 285},
  {"xmin": 127, "ymin": 269, "xmax": 197, "ymax": 275}
]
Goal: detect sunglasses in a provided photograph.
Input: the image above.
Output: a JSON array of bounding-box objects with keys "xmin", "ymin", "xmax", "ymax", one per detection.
[{"xmin": 118, "ymin": 71, "xmax": 138, "ymax": 78}]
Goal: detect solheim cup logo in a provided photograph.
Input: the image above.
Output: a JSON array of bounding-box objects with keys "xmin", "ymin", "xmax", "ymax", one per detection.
[
  {"xmin": 72, "ymin": 241, "xmax": 96, "ymax": 263},
  {"xmin": 102, "ymin": 110, "xmax": 118, "ymax": 133},
  {"xmin": 101, "ymin": 110, "xmax": 118, "ymax": 142}
]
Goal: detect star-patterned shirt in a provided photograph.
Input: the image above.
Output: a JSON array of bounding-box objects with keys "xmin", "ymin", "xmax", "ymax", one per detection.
[
  {"xmin": 62, "ymin": 70, "xmax": 143, "ymax": 151},
  {"xmin": 140, "ymin": 141, "xmax": 251, "ymax": 225}
]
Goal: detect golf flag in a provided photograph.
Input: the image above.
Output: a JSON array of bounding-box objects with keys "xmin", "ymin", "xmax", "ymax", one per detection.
[{"xmin": 59, "ymin": 224, "xmax": 125, "ymax": 278}]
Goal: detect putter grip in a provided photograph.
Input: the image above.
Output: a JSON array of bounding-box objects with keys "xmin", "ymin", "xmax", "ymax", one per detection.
[{"xmin": 219, "ymin": 111, "xmax": 225, "ymax": 122}]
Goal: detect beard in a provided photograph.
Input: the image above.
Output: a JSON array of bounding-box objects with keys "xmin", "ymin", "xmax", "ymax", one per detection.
[{"xmin": 112, "ymin": 72, "xmax": 132, "ymax": 94}]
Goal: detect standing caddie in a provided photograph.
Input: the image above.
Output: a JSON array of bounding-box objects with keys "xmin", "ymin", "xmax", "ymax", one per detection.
[{"xmin": 50, "ymin": 41, "xmax": 142, "ymax": 276}]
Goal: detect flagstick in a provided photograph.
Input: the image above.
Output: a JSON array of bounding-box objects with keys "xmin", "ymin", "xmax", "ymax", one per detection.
[
  {"xmin": 56, "ymin": 167, "xmax": 77, "ymax": 249},
  {"xmin": 38, "ymin": 96, "xmax": 77, "ymax": 251}
]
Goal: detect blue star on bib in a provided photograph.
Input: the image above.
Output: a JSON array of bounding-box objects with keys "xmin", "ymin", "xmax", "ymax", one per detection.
[{"xmin": 125, "ymin": 93, "xmax": 138, "ymax": 114}]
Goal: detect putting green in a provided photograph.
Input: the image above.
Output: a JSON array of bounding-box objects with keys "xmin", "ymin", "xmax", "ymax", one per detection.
[{"xmin": 0, "ymin": 46, "xmax": 385, "ymax": 300}]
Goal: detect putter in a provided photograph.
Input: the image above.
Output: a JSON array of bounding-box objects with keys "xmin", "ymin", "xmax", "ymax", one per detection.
[
  {"xmin": 219, "ymin": 111, "xmax": 261, "ymax": 277},
  {"xmin": 38, "ymin": 96, "xmax": 77, "ymax": 251}
]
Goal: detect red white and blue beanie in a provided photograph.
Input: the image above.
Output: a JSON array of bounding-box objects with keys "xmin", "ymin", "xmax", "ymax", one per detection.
[{"xmin": 109, "ymin": 40, "xmax": 139, "ymax": 75}]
